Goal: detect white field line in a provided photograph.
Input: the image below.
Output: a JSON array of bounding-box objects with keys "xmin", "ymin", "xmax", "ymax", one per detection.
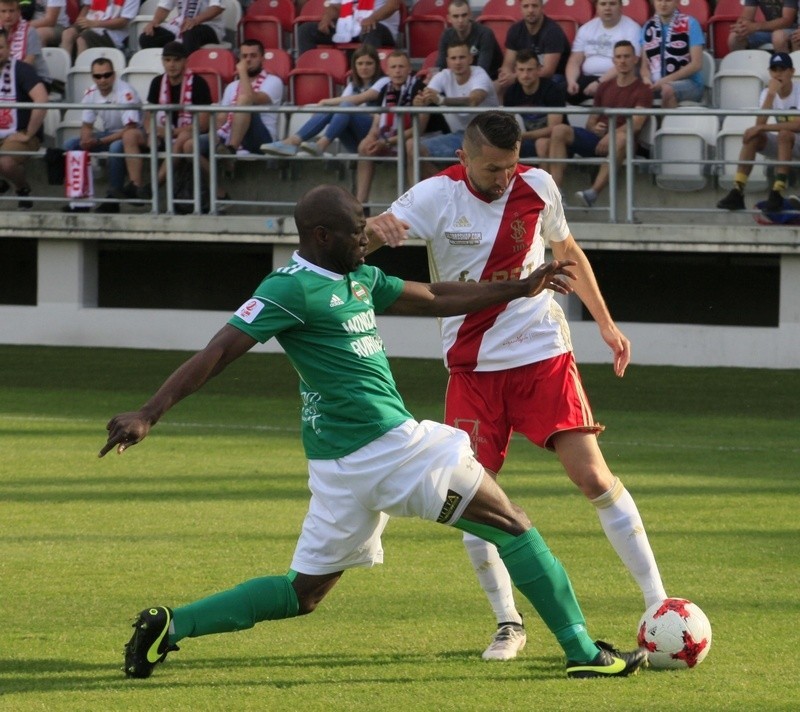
[{"xmin": 2, "ymin": 413, "xmax": 799, "ymax": 453}]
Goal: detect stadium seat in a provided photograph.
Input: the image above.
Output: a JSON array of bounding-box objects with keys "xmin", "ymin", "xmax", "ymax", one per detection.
[
  {"xmin": 708, "ymin": 0, "xmax": 765, "ymax": 58},
  {"xmin": 54, "ymin": 108, "xmax": 85, "ymax": 147},
  {"xmin": 715, "ymin": 114, "xmax": 769, "ymax": 192},
  {"xmin": 476, "ymin": 15, "xmax": 515, "ymax": 51},
  {"xmin": 66, "ymin": 47, "xmax": 127, "ymax": 102},
  {"xmin": 405, "ymin": 15, "xmax": 448, "ymax": 62},
  {"xmin": 187, "ymin": 48, "xmax": 237, "ymax": 103},
  {"xmin": 678, "ymin": 50, "xmax": 715, "ymax": 107},
  {"xmin": 677, "ymin": 0, "xmax": 710, "ymax": 31},
  {"xmin": 126, "ymin": 47, "xmax": 165, "ymax": 71},
  {"xmin": 621, "ymin": 0, "xmax": 651, "ymax": 25},
  {"xmin": 653, "ymin": 109, "xmax": 719, "ymax": 190},
  {"xmin": 476, "ymin": 0, "xmax": 521, "ymax": 19},
  {"xmin": 289, "ymin": 48, "xmax": 349, "ymax": 105},
  {"xmin": 542, "ymin": 0, "xmax": 593, "ymax": 26},
  {"xmin": 66, "ymin": 0, "xmax": 79, "ymax": 23},
  {"xmin": 791, "ymin": 50, "xmax": 800, "ymax": 76},
  {"xmin": 42, "ymin": 46, "xmax": 71, "ymax": 101},
  {"xmin": 239, "ymin": 0, "xmax": 296, "ymax": 51},
  {"xmin": 292, "ymin": 0, "xmax": 327, "ymax": 53},
  {"xmin": 414, "ymin": 50, "xmax": 440, "ymax": 82},
  {"xmin": 262, "ymin": 48, "xmax": 293, "ymax": 84},
  {"xmin": 713, "ymin": 49, "xmax": 770, "ymax": 110},
  {"xmin": 119, "ymin": 67, "xmax": 157, "ymax": 103}
]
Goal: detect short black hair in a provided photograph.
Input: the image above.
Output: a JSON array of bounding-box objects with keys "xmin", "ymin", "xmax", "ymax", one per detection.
[
  {"xmin": 464, "ymin": 111, "xmax": 521, "ymax": 153},
  {"xmin": 514, "ymin": 49, "xmax": 540, "ymax": 66},
  {"xmin": 614, "ymin": 39, "xmax": 635, "ymax": 51}
]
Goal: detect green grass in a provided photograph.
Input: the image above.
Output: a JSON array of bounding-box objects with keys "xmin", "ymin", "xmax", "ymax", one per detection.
[{"xmin": 1, "ymin": 345, "xmax": 798, "ymax": 711}]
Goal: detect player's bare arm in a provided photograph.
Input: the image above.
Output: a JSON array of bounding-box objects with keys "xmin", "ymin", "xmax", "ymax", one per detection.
[
  {"xmin": 385, "ymin": 260, "xmax": 576, "ymax": 317},
  {"xmin": 365, "ymin": 212, "xmax": 410, "ymax": 251},
  {"xmin": 99, "ymin": 325, "xmax": 257, "ymax": 457},
  {"xmin": 551, "ymin": 234, "xmax": 631, "ymax": 377}
]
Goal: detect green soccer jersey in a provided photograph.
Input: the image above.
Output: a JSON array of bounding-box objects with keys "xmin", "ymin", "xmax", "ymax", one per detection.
[{"xmin": 228, "ymin": 253, "xmax": 412, "ymax": 459}]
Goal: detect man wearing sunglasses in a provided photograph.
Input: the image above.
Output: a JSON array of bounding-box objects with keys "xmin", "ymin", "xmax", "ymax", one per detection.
[{"xmin": 62, "ymin": 57, "xmax": 149, "ymax": 213}]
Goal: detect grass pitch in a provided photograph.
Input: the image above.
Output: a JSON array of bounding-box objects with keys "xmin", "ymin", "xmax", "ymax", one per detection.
[{"xmin": 0, "ymin": 345, "xmax": 798, "ymax": 711}]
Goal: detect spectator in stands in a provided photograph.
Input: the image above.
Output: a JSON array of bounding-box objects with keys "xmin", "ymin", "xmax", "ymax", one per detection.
[
  {"xmin": 502, "ymin": 49, "xmax": 566, "ymax": 159},
  {"xmin": 184, "ymin": 39, "xmax": 282, "ymax": 203},
  {"xmin": 0, "ymin": 26, "xmax": 47, "ymax": 208},
  {"xmin": 261, "ymin": 43, "xmax": 384, "ymax": 157},
  {"xmin": 565, "ymin": 0, "xmax": 641, "ymax": 105},
  {"xmin": 0, "ymin": 0, "xmax": 51, "ymax": 86},
  {"xmin": 139, "ymin": 0, "xmax": 226, "ymax": 54},
  {"xmin": 138, "ymin": 41, "xmax": 212, "ymax": 211},
  {"xmin": 728, "ymin": 0, "xmax": 798, "ymax": 53},
  {"xmin": 496, "ymin": 0, "xmax": 570, "ymax": 91},
  {"xmin": 296, "ymin": 0, "xmax": 400, "ymax": 56},
  {"xmin": 411, "ymin": 39, "xmax": 499, "ymax": 180},
  {"xmin": 716, "ymin": 52, "xmax": 800, "ymax": 213},
  {"xmin": 60, "ymin": 0, "xmax": 138, "ymax": 59},
  {"xmin": 640, "ymin": 0, "xmax": 705, "ymax": 108},
  {"xmin": 537, "ymin": 40, "xmax": 652, "ymax": 208},
  {"xmin": 355, "ymin": 49, "xmax": 426, "ymax": 207},
  {"xmin": 29, "ymin": 0, "xmax": 70, "ymax": 47},
  {"xmin": 62, "ymin": 57, "xmax": 148, "ymax": 214},
  {"xmin": 793, "ymin": 25, "xmax": 800, "ymax": 50},
  {"xmin": 435, "ymin": 0, "xmax": 503, "ymax": 80}
]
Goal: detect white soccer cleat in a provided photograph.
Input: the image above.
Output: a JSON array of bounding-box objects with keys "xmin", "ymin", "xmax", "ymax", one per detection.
[{"xmin": 481, "ymin": 623, "xmax": 527, "ymax": 661}]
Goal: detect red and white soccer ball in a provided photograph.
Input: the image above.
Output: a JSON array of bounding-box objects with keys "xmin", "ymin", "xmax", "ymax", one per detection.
[{"xmin": 637, "ymin": 598, "xmax": 712, "ymax": 669}]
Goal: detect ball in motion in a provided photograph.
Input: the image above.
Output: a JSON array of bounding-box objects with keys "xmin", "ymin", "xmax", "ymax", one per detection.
[{"xmin": 637, "ymin": 598, "xmax": 712, "ymax": 669}]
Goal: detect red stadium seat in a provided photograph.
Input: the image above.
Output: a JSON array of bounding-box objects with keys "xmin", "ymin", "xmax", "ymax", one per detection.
[
  {"xmin": 708, "ymin": 0, "xmax": 764, "ymax": 58},
  {"xmin": 477, "ymin": 0, "xmax": 521, "ymax": 20},
  {"xmin": 292, "ymin": 0, "xmax": 328, "ymax": 53},
  {"xmin": 262, "ymin": 48, "xmax": 293, "ymax": 84},
  {"xmin": 289, "ymin": 47, "xmax": 349, "ymax": 104},
  {"xmin": 542, "ymin": 0, "xmax": 594, "ymax": 26},
  {"xmin": 677, "ymin": 0, "xmax": 710, "ymax": 31},
  {"xmin": 239, "ymin": 0, "xmax": 296, "ymax": 50},
  {"xmin": 621, "ymin": 0, "xmax": 651, "ymax": 26},
  {"xmin": 405, "ymin": 15, "xmax": 447, "ymax": 62},
  {"xmin": 414, "ymin": 50, "xmax": 440, "ymax": 81},
  {"xmin": 407, "ymin": 0, "xmax": 449, "ymax": 20},
  {"xmin": 476, "ymin": 15, "xmax": 515, "ymax": 51}
]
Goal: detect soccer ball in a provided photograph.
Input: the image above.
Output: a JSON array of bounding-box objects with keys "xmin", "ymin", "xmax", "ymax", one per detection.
[{"xmin": 637, "ymin": 598, "xmax": 712, "ymax": 669}]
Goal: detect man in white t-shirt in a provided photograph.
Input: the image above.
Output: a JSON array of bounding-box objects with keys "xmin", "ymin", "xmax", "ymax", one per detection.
[
  {"xmin": 30, "ymin": 0, "xmax": 69, "ymax": 47},
  {"xmin": 564, "ymin": 0, "xmax": 641, "ymax": 105},
  {"xmin": 717, "ymin": 51, "xmax": 800, "ymax": 214},
  {"xmin": 60, "ymin": 0, "xmax": 139, "ymax": 58},
  {"xmin": 61, "ymin": 57, "xmax": 148, "ymax": 213},
  {"xmin": 371, "ymin": 110, "xmax": 668, "ymax": 662},
  {"xmin": 139, "ymin": 0, "xmax": 225, "ymax": 54},
  {"xmin": 411, "ymin": 39, "xmax": 498, "ymax": 179},
  {"xmin": 296, "ymin": 0, "xmax": 400, "ymax": 55}
]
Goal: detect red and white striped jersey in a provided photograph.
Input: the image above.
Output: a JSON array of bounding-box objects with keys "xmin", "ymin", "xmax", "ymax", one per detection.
[{"xmin": 389, "ymin": 164, "xmax": 574, "ymax": 373}]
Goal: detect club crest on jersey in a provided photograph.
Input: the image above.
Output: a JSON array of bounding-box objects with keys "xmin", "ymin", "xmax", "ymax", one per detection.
[
  {"xmin": 350, "ymin": 281, "xmax": 370, "ymax": 303},
  {"xmin": 510, "ymin": 217, "xmax": 530, "ymax": 252}
]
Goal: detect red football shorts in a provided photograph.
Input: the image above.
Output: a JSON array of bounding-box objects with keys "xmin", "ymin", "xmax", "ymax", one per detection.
[{"xmin": 444, "ymin": 352, "xmax": 604, "ymax": 473}]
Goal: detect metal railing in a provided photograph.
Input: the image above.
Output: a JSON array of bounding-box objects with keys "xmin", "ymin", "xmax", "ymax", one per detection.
[{"xmin": 3, "ymin": 101, "xmax": 798, "ymax": 221}]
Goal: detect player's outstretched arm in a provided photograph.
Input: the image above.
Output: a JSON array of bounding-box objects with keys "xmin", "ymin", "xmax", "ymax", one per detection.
[
  {"xmin": 99, "ymin": 325, "xmax": 258, "ymax": 457},
  {"xmin": 365, "ymin": 212, "xmax": 410, "ymax": 252},
  {"xmin": 551, "ymin": 234, "xmax": 631, "ymax": 377},
  {"xmin": 385, "ymin": 260, "xmax": 576, "ymax": 317}
]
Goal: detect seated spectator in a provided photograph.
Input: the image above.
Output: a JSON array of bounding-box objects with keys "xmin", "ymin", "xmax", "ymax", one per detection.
[
  {"xmin": 502, "ymin": 49, "xmax": 566, "ymax": 159},
  {"xmin": 496, "ymin": 0, "xmax": 570, "ymax": 92},
  {"xmin": 185, "ymin": 39, "xmax": 282, "ymax": 202},
  {"xmin": 296, "ymin": 0, "xmax": 400, "ymax": 56},
  {"xmin": 139, "ymin": 0, "xmax": 225, "ymax": 54},
  {"xmin": 793, "ymin": 25, "xmax": 800, "ymax": 49},
  {"xmin": 411, "ymin": 39, "xmax": 499, "ymax": 180},
  {"xmin": 565, "ymin": 0, "xmax": 641, "ymax": 105},
  {"xmin": 728, "ymin": 0, "xmax": 797, "ymax": 53},
  {"xmin": 537, "ymin": 41, "xmax": 652, "ymax": 208},
  {"xmin": 0, "ymin": 27, "xmax": 47, "ymax": 208},
  {"xmin": 137, "ymin": 41, "xmax": 212, "ymax": 211},
  {"xmin": 0, "ymin": 0, "xmax": 51, "ymax": 86},
  {"xmin": 355, "ymin": 50, "xmax": 426, "ymax": 208},
  {"xmin": 62, "ymin": 57, "xmax": 148, "ymax": 214},
  {"xmin": 717, "ymin": 52, "xmax": 800, "ymax": 213},
  {"xmin": 435, "ymin": 0, "xmax": 503, "ymax": 80},
  {"xmin": 60, "ymin": 0, "xmax": 138, "ymax": 59},
  {"xmin": 261, "ymin": 43, "xmax": 384, "ymax": 157},
  {"xmin": 29, "ymin": 0, "xmax": 70, "ymax": 47},
  {"xmin": 640, "ymin": 0, "xmax": 705, "ymax": 108}
]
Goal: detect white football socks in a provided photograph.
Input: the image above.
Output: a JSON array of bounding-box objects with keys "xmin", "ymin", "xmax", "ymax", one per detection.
[
  {"xmin": 592, "ymin": 477, "xmax": 668, "ymax": 608},
  {"xmin": 463, "ymin": 532, "xmax": 522, "ymax": 626}
]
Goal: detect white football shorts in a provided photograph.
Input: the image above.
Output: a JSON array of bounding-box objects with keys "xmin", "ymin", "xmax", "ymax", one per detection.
[{"xmin": 290, "ymin": 419, "xmax": 484, "ymax": 575}]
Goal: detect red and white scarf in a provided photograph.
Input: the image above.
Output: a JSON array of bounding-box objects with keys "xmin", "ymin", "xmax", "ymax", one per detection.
[
  {"xmin": 332, "ymin": 0, "xmax": 376, "ymax": 42},
  {"xmin": 7, "ymin": 20, "xmax": 28, "ymax": 60},
  {"xmin": 0, "ymin": 59, "xmax": 18, "ymax": 139},
  {"xmin": 217, "ymin": 70, "xmax": 268, "ymax": 141},
  {"xmin": 65, "ymin": 150, "xmax": 94, "ymax": 207},
  {"xmin": 377, "ymin": 76, "xmax": 415, "ymax": 140},
  {"xmin": 157, "ymin": 70, "xmax": 195, "ymax": 128},
  {"xmin": 87, "ymin": 0, "xmax": 124, "ymax": 21}
]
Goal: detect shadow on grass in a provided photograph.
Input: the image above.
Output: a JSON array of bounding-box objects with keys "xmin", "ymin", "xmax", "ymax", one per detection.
[{"xmin": 0, "ymin": 651, "xmax": 560, "ymax": 693}]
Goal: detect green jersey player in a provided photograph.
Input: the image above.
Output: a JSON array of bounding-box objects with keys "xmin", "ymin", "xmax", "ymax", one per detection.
[{"xmin": 100, "ymin": 184, "xmax": 647, "ymax": 681}]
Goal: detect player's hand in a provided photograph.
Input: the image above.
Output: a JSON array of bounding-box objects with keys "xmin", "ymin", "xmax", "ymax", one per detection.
[
  {"xmin": 99, "ymin": 412, "xmax": 151, "ymax": 457},
  {"xmin": 524, "ymin": 259, "xmax": 576, "ymax": 297},
  {"xmin": 599, "ymin": 323, "xmax": 631, "ymax": 377},
  {"xmin": 366, "ymin": 212, "xmax": 409, "ymax": 249}
]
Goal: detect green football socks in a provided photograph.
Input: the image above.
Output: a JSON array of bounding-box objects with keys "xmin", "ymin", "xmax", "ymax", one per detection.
[
  {"xmin": 497, "ymin": 528, "xmax": 600, "ymax": 662},
  {"xmin": 170, "ymin": 574, "xmax": 300, "ymax": 643}
]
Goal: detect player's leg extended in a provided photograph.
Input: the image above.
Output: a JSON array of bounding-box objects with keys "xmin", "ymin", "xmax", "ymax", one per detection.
[{"xmin": 553, "ymin": 430, "xmax": 667, "ymax": 608}]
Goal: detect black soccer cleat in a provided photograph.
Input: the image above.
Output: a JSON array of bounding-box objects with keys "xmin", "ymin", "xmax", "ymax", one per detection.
[
  {"xmin": 566, "ymin": 639, "xmax": 648, "ymax": 679},
  {"xmin": 716, "ymin": 188, "xmax": 745, "ymax": 211},
  {"xmin": 124, "ymin": 606, "xmax": 179, "ymax": 678}
]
